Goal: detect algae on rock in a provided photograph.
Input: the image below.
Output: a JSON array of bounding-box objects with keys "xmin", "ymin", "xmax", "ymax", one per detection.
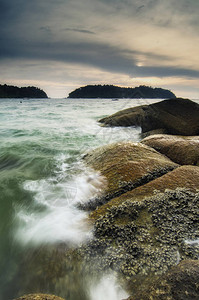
[{"xmin": 82, "ymin": 141, "xmax": 178, "ymax": 211}]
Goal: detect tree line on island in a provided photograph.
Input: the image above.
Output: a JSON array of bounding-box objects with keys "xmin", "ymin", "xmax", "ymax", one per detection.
[
  {"xmin": 0, "ymin": 84, "xmax": 48, "ymax": 98},
  {"xmin": 0, "ymin": 83, "xmax": 176, "ymax": 99},
  {"xmin": 68, "ymin": 84, "xmax": 176, "ymax": 99}
]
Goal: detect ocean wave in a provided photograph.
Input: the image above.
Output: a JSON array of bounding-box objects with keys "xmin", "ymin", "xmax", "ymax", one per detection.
[
  {"xmin": 0, "ymin": 152, "xmax": 24, "ymax": 171},
  {"xmin": 14, "ymin": 155, "xmax": 105, "ymax": 246}
]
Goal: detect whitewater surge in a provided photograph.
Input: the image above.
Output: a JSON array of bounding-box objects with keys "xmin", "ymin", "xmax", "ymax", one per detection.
[
  {"xmin": 0, "ymin": 98, "xmax": 158, "ymax": 299},
  {"xmin": 14, "ymin": 154, "xmax": 106, "ymax": 246},
  {"xmin": 185, "ymin": 239, "xmax": 199, "ymax": 245},
  {"xmin": 89, "ymin": 274, "xmax": 128, "ymax": 300}
]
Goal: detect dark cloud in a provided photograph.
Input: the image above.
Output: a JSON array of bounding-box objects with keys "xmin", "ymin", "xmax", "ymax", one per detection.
[
  {"xmin": 0, "ymin": 0, "xmax": 199, "ymax": 97},
  {"xmin": 63, "ymin": 28, "xmax": 95, "ymax": 35},
  {"xmin": 39, "ymin": 26, "xmax": 52, "ymax": 35},
  {"xmin": 136, "ymin": 5, "xmax": 145, "ymax": 12},
  {"xmin": 0, "ymin": 32, "xmax": 198, "ymax": 81},
  {"xmin": 136, "ymin": 66, "xmax": 199, "ymax": 79},
  {"xmin": 0, "ymin": 0, "xmax": 38, "ymax": 22}
]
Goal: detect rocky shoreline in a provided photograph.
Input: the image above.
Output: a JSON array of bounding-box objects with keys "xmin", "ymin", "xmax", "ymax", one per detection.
[
  {"xmin": 99, "ymin": 97, "xmax": 199, "ymax": 136},
  {"xmin": 14, "ymin": 98, "xmax": 199, "ymax": 300}
]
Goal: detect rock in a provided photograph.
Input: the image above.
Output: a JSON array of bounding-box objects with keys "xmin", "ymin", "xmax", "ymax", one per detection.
[
  {"xmin": 80, "ymin": 189, "xmax": 199, "ymax": 282},
  {"xmin": 82, "ymin": 141, "xmax": 178, "ymax": 210},
  {"xmin": 89, "ymin": 165, "xmax": 199, "ymax": 220},
  {"xmin": 13, "ymin": 294, "xmax": 65, "ymax": 300},
  {"xmin": 99, "ymin": 105, "xmax": 147, "ymax": 127},
  {"xmin": 141, "ymin": 98, "xmax": 199, "ymax": 135},
  {"xmin": 141, "ymin": 134, "xmax": 199, "ymax": 166},
  {"xmin": 126, "ymin": 260, "xmax": 199, "ymax": 300},
  {"xmin": 141, "ymin": 128, "xmax": 168, "ymax": 138},
  {"xmin": 99, "ymin": 98, "xmax": 199, "ymax": 136}
]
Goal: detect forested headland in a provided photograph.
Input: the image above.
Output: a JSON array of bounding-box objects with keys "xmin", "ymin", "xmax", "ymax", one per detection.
[
  {"xmin": 0, "ymin": 84, "xmax": 48, "ymax": 98},
  {"xmin": 68, "ymin": 84, "xmax": 176, "ymax": 99}
]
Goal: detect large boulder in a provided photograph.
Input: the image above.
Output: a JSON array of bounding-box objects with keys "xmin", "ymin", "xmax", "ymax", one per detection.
[
  {"xmin": 79, "ymin": 142, "xmax": 199, "ymax": 283},
  {"xmin": 90, "ymin": 165, "xmax": 199, "ymax": 219},
  {"xmin": 13, "ymin": 294, "xmax": 65, "ymax": 300},
  {"xmin": 99, "ymin": 105, "xmax": 147, "ymax": 127},
  {"xmin": 141, "ymin": 98, "xmax": 199, "ymax": 135},
  {"xmin": 80, "ymin": 188, "xmax": 199, "ymax": 282},
  {"xmin": 82, "ymin": 141, "xmax": 178, "ymax": 210},
  {"xmin": 126, "ymin": 260, "xmax": 199, "ymax": 300},
  {"xmin": 141, "ymin": 134, "xmax": 199, "ymax": 166},
  {"xmin": 99, "ymin": 98, "xmax": 199, "ymax": 136}
]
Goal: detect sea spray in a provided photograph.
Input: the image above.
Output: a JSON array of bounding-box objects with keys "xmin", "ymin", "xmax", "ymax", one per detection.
[
  {"xmin": 0, "ymin": 98, "xmax": 158, "ymax": 299},
  {"xmin": 89, "ymin": 273, "xmax": 129, "ymax": 300},
  {"xmin": 14, "ymin": 155, "xmax": 106, "ymax": 246},
  {"xmin": 185, "ymin": 239, "xmax": 199, "ymax": 245}
]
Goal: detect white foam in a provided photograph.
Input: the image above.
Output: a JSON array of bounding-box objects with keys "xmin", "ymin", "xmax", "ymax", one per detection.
[
  {"xmin": 89, "ymin": 274, "xmax": 129, "ymax": 300},
  {"xmin": 176, "ymin": 250, "xmax": 181, "ymax": 265},
  {"xmin": 184, "ymin": 239, "xmax": 199, "ymax": 245},
  {"xmin": 15, "ymin": 157, "xmax": 106, "ymax": 246}
]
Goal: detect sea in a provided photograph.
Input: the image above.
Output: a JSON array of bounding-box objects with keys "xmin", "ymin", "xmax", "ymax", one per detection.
[{"xmin": 0, "ymin": 97, "xmax": 198, "ymax": 300}]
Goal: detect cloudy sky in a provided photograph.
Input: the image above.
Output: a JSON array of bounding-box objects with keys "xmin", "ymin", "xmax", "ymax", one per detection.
[{"xmin": 0, "ymin": 0, "xmax": 199, "ymax": 98}]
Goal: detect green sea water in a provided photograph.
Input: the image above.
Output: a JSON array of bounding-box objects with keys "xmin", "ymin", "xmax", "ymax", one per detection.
[{"xmin": 1, "ymin": 97, "xmax": 197, "ymax": 299}]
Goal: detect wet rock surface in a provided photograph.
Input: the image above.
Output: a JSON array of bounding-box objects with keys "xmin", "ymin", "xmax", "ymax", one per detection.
[
  {"xmin": 99, "ymin": 98, "xmax": 199, "ymax": 136},
  {"xmin": 99, "ymin": 105, "xmax": 147, "ymax": 127},
  {"xmin": 126, "ymin": 260, "xmax": 199, "ymax": 300},
  {"xmin": 77, "ymin": 138, "xmax": 199, "ymax": 298},
  {"xmin": 79, "ymin": 139, "xmax": 199, "ymax": 298},
  {"xmin": 90, "ymin": 165, "xmax": 199, "ymax": 219},
  {"xmin": 141, "ymin": 134, "xmax": 199, "ymax": 166},
  {"xmin": 14, "ymin": 112, "xmax": 199, "ymax": 298},
  {"xmin": 14, "ymin": 294, "xmax": 65, "ymax": 300},
  {"xmin": 141, "ymin": 98, "xmax": 199, "ymax": 135},
  {"xmin": 79, "ymin": 189, "xmax": 199, "ymax": 284},
  {"xmin": 82, "ymin": 141, "xmax": 178, "ymax": 211}
]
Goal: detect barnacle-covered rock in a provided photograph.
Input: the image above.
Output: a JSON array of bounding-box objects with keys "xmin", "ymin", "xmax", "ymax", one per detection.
[
  {"xmin": 79, "ymin": 189, "xmax": 199, "ymax": 284},
  {"xmin": 90, "ymin": 165, "xmax": 199, "ymax": 220},
  {"xmin": 126, "ymin": 260, "xmax": 199, "ymax": 300}
]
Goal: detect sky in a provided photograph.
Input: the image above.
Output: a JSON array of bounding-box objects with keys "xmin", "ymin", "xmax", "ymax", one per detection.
[{"xmin": 0, "ymin": 0, "xmax": 199, "ymax": 98}]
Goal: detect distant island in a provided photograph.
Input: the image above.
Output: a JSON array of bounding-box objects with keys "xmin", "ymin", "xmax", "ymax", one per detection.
[
  {"xmin": 0, "ymin": 84, "xmax": 48, "ymax": 98},
  {"xmin": 68, "ymin": 85, "xmax": 176, "ymax": 99}
]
